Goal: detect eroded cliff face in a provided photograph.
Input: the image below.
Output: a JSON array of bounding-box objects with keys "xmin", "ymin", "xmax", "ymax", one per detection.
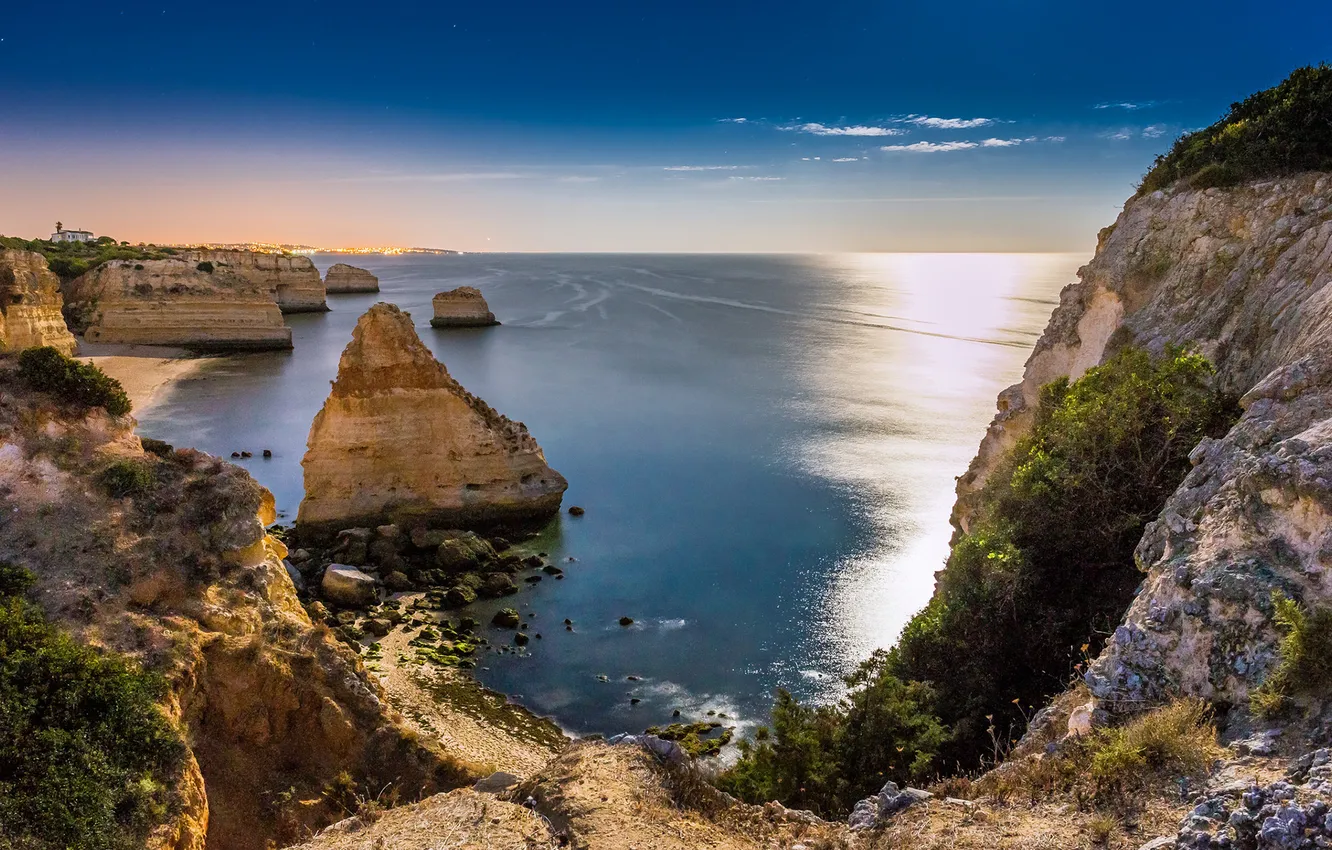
[
  {"xmin": 0, "ymin": 367, "xmax": 469, "ymax": 850},
  {"xmin": 0, "ymin": 249, "xmax": 78, "ymax": 355},
  {"xmin": 297, "ymin": 303, "xmax": 565, "ymax": 542},
  {"xmin": 65, "ymin": 259, "xmax": 293, "ymax": 350},
  {"xmin": 430, "ymin": 286, "xmax": 499, "ymax": 327},
  {"xmin": 955, "ymin": 174, "xmax": 1332, "ymax": 723},
  {"xmin": 183, "ymin": 250, "xmax": 329, "ymax": 313},
  {"xmin": 323, "ymin": 263, "xmax": 379, "ymax": 294}
]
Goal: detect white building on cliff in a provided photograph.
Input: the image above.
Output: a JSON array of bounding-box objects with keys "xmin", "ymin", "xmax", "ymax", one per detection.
[{"xmin": 50, "ymin": 223, "xmax": 94, "ymax": 243}]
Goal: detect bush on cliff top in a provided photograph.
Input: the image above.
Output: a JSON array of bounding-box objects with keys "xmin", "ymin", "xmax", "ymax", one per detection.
[
  {"xmin": 17, "ymin": 346, "xmax": 132, "ymax": 417},
  {"xmin": 725, "ymin": 347, "xmax": 1238, "ymax": 815},
  {"xmin": 0, "ymin": 234, "xmax": 175, "ymax": 282},
  {"xmin": 1250, "ymin": 593, "xmax": 1332, "ymax": 718},
  {"xmin": 0, "ymin": 563, "xmax": 186, "ymax": 850},
  {"xmin": 1140, "ymin": 64, "xmax": 1332, "ymax": 193}
]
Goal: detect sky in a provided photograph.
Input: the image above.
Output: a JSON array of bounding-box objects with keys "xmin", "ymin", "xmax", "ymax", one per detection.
[{"xmin": 1, "ymin": 1, "xmax": 1329, "ymax": 252}]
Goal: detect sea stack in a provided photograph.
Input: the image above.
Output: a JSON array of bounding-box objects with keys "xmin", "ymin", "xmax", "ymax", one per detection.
[
  {"xmin": 64, "ymin": 259, "xmax": 293, "ymax": 350},
  {"xmin": 182, "ymin": 249, "xmax": 329, "ymax": 313},
  {"xmin": 296, "ymin": 302, "xmax": 565, "ymax": 542},
  {"xmin": 0, "ymin": 250, "xmax": 78, "ymax": 355},
  {"xmin": 430, "ymin": 287, "xmax": 499, "ymax": 327},
  {"xmin": 323, "ymin": 263, "xmax": 380, "ymax": 294}
]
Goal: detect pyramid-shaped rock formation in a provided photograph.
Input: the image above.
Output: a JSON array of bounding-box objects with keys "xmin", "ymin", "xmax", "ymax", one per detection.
[{"xmin": 296, "ymin": 303, "xmax": 566, "ymax": 541}]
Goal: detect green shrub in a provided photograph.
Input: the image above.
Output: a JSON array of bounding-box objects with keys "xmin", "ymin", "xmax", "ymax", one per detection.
[
  {"xmin": 0, "ymin": 564, "xmax": 185, "ymax": 850},
  {"xmin": 1140, "ymin": 65, "xmax": 1332, "ymax": 193},
  {"xmin": 0, "ymin": 234, "xmax": 173, "ymax": 282},
  {"xmin": 888, "ymin": 346, "xmax": 1237, "ymax": 768},
  {"xmin": 195, "ymin": 261, "xmax": 214, "ymax": 273},
  {"xmin": 99, "ymin": 460, "xmax": 156, "ymax": 499},
  {"xmin": 1250, "ymin": 593, "xmax": 1332, "ymax": 718},
  {"xmin": 733, "ymin": 347, "xmax": 1238, "ymax": 809},
  {"xmin": 17, "ymin": 347, "xmax": 132, "ymax": 417},
  {"xmin": 719, "ymin": 665, "xmax": 948, "ymax": 817}
]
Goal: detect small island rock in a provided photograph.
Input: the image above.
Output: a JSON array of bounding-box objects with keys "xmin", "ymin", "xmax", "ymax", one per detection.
[
  {"xmin": 430, "ymin": 287, "xmax": 499, "ymax": 328},
  {"xmin": 323, "ymin": 263, "xmax": 380, "ymax": 294}
]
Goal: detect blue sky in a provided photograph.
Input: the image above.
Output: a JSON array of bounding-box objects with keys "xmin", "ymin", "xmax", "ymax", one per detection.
[{"xmin": 1, "ymin": 0, "xmax": 1328, "ymax": 251}]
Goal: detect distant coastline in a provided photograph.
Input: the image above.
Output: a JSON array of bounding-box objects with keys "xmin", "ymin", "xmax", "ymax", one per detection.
[{"xmin": 168, "ymin": 242, "xmax": 461, "ymax": 256}]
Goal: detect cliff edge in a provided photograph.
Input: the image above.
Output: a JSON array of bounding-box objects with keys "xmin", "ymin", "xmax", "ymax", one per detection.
[
  {"xmin": 957, "ymin": 173, "xmax": 1332, "ymax": 730},
  {"xmin": 0, "ymin": 249, "xmax": 78, "ymax": 356}
]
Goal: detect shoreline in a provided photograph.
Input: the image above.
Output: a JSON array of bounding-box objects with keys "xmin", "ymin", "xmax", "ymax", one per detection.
[{"xmin": 78, "ymin": 341, "xmax": 214, "ymax": 418}]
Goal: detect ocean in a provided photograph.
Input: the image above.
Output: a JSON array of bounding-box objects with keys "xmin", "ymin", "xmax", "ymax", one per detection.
[{"xmin": 138, "ymin": 252, "xmax": 1080, "ymax": 738}]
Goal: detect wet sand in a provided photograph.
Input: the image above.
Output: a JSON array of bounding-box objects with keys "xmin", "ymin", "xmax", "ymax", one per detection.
[{"xmin": 78, "ymin": 342, "xmax": 213, "ymax": 416}]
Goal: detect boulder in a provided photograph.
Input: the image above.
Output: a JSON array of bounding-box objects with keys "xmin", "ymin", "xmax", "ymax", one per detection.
[
  {"xmin": 472, "ymin": 771, "xmax": 521, "ymax": 793},
  {"xmin": 296, "ymin": 303, "xmax": 567, "ymax": 542},
  {"xmin": 479, "ymin": 573, "xmax": 518, "ymax": 598},
  {"xmin": 847, "ymin": 781, "xmax": 932, "ymax": 830},
  {"xmin": 320, "ymin": 564, "xmax": 378, "ymax": 609},
  {"xmin": 492, "ymin": 608, "xmax": 521, "ymax": 628},
  {"xmin": 436, "ymin": 532, "xmax": 498, "ymax": 571},
  {"xmin": 430, "ymin": 286, "xmax": 499, "ymax": 327}
]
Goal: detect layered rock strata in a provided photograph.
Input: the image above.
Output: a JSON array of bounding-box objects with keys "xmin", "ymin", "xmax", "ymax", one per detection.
[
  {"xmin": 0, "ymin": 367, "xmax": 467, "ymax": 850},
  {"xmin": 297, "ymin": 303, "xmax": 565, "ymax": 542},
  {"xmin": 953, "ymin": 173, "xmax": 1332, "ymax": 718},
  {"xmin": 0, "ymin": 249, "xmax": 78, "ymax": 355},
  {"xmin": 430, "ymin": 287, "xmax": 499, "ymax": 327},
  {"xmin": 64, "ymin": 259, "xmax": 292, "ymax": 350},
  {"xmin": 323, "ymin": 263, "xmax": 380, "ymax": 293},
  {"xmin": 183, "ymin": 250, "xmax": 329, "ymax": 313}
]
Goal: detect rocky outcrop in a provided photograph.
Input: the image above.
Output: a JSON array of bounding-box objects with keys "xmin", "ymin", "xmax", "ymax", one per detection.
[
  {"xmin": 183, "ymin": 250, "xmax": 328, "ymax": 313},
  {"xmin": 323, "ymin": 263, "xmax": 379, "ymax": 294},
  {"xmin": 0, "ymin": 249, "xmax": 77, "ymax": 355},
  {"xmin": 0, "ymin": 365, "xmax": 471, "ymax": 850},
  {"xmin": 64, "ymin": 259, "xmax": 293, "ymax": 350},
  {"xmin": 430, "ymin": 287, "xmax": 499, "ymax": 327},
  {"xmin": 954, "ymin": 174, "xmax": 1332, "ymax": 724},
  {"xmin": 297, "ymin": 303, "xmax": 565, "ymax": 542}
]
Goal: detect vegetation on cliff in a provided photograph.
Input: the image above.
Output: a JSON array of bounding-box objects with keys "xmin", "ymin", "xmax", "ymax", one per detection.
[
  {"xmin": 16, "ymin": 346, "xmax": 131, "ymax": 417},
  {"xmin": 0, "ymin": 235, "xmax": 176, "ymax": 282},
  {"xmin": 724, "ymin": 347, "xmax": 1238, "ymax": 816},
  {"xmin": 1139, "ymin": 64, "xmax": 1332, "ymax": 192},
  {"xmin": 0, "ymin": 563, "xmax": 185, "ymax": 850}
]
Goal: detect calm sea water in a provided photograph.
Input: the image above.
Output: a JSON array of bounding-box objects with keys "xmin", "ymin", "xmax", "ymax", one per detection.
[{"xmin": 139, "ymin": 253, "xmax": 1080, "ymax": 738}]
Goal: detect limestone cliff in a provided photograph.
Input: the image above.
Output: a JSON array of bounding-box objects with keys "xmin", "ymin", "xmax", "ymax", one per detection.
[
  {"xmin": 183, "ymin": 250, "xmax": 329, "ymax": 313},
  {"xmin": 0, "ymin": 363, "xmax": 470, "ymax": 850},
  {"xmin": 65, "ymin": 259, "xmax": 293, "ymax": 350},
  {"xmin": 323, "ymin": 263, "xmax": 379, "ymax": 294},
  {"xmin": 955, "ymin": 174, "xmax": 1332, "ymax": 723},
  {"xmin": 297, "ymin": 303, "xmax": 565, "ymax": 542},
  {"xmin": 430, "ymin": 287, "xmax": 499, "ymax": 327},
  {"xmin": 0, "ymin": 249, "xmax": 78, "ymax": 355}
]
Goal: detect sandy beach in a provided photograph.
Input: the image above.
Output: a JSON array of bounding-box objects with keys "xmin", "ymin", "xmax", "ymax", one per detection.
[{"xmin": 78, "ymin": 342, "xmax": 213, "ymax": 417}]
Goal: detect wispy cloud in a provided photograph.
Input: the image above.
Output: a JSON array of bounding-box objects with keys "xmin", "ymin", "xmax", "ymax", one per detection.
[
  {"xmin": 557, "ymin": 175, "xmax": 601, "ymax": 183},
  {"xmin": 729, "ymin": 175, "xmax": 785, "ymax": 181},
  {"xmin": 782, "ymin": 122, "xmax": 906, "ymax": 137},
  {"xmin": 663, "ymin": 165, "xmax": 747, "ymax": 171},
  {"xmin": 331, "ymin": 171, "xmax": 527, "ymax": 183},
  {"xmin": 1141, "ymin": 124, "xmax": 1168, "ymax": 138},
  {"xmin": 1103, "ymin": 129, "xmax": 1135, "ymax": 141},
  {"xmin": 881, "ymin": 141, "xmax": 979, "ymax": 153},
  {"xmin": 718, "ymin": 117, "xmax": 749, "ymax": 124},
  {"xmin": 902, "ymin": 115, "xmax": 995, "ymax": 129},
  {"xmin": 981, "ymin": 138, "xmax": 1022, "ymax": 147},
  {"xmin": 1095, "ymin": 101, "xmax": 1159, "ymax": 111},
  {"xmin": 832, "ymin": 157, "xmax": 860, "ymax": 162}
]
